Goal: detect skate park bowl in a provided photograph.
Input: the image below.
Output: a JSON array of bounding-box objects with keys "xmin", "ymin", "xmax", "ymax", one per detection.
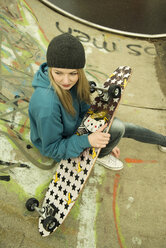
[{"xmin": 40, "ymin": 0, "xmax": 166, "ymax": 38}]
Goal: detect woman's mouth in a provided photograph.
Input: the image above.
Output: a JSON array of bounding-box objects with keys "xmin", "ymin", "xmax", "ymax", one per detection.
[{"xmin": 62, "ymin": 84, "xmax": 71, "ymax": 88}]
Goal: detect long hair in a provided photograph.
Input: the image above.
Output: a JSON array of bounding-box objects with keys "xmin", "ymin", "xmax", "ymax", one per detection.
[{"xmin": 48, "ymin": 68, "xmax": 91, "ymax": 116}]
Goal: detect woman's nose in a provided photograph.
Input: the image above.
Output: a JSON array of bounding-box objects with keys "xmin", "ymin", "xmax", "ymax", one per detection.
[{"xmin": 63, "ymin": 74, "xmax": 70, "ymax": 84}]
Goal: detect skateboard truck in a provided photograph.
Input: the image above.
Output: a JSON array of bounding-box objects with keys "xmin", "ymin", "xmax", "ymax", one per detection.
[
  {"xmin": 89, "ymin": 81, "xmax": 121, "ymax": 102},
  {"xmin": 25, "ymin": 198, "xmax": 59, "ymax": 232}
]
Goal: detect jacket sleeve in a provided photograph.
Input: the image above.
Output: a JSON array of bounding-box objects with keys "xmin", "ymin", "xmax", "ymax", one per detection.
[
  {"xmin": 80, "ymin": 101, "xmax": 90, "ymax": 118},
  {"xmin": 37, "ymin": 112, "xmax": 91, "ymax": 162}
]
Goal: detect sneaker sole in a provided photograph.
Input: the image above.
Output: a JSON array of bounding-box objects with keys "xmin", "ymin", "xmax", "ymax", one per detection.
[
  {"xmin": 97, "ymin": 161, "xmax": 124, "ymax": 170},
  {"xmin": 158, "ymin": 145, "xmax": 166, "ymax": 152}
]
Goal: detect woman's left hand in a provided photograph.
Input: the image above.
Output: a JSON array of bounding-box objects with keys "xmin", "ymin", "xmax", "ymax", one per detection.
[{"xmin": 111, "ymin": 146, "xmax": 120, "ymax": 158}]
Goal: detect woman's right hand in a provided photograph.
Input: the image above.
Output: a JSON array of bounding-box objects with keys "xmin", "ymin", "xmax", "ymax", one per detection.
[{"xmin": 88, "ymin": 123, "xmax": 110, "ymax": 148}]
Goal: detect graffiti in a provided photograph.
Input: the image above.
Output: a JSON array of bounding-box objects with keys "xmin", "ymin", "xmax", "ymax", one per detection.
[
  {"xmin": 125, "ymin": 158, "xmax": 158, "ymax": 163},
  {"xmin": 76, "ymin": 164, "xmax": 105, "ymax": 248},
  {"xmin": 56, "ymin": 22, "xmax": 156, "ymax": 56},
  {"xmin": 0, "ymin": 0, "xmax": 109, "ymax": 197},
  {"xmin": 113, "ymin": 174, "xmax": 126, "ymax": 248},
  {"xmin": 0, "ymin": 0, "xmax": 57, "ymax": 195},
  {"xmin": 55, "ymin": 22, "xmax": 117, "ymax": 53},
  {"xmin": 0, "ymin": 175, "xmax": 10, "ymax": 181},
  {"xmin": 127, "ymin": 44, "xmax": 156, "ymax": 56}
]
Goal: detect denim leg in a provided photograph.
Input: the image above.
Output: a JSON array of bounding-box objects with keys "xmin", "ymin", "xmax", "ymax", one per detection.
[
  {"xmin": 123, "ymin": 122, "xmax": 166, "ymax": 146},
  {"xmin": 99, "ymin": 117, "xmax": 166, "ymax": 158}
]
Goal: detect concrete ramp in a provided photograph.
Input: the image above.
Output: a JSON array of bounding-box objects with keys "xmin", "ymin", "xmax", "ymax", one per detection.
[{"xmin": 0, "ymin": 0, "xmax": 166, "ymax": 247}]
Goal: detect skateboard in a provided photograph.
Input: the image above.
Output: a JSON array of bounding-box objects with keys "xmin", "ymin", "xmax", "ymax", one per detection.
[{"xmin": 25, "ymin": 66, "xmax": 132, "ymax": 237}]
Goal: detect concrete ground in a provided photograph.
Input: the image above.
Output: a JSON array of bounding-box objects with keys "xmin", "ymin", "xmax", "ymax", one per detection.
[{"xmin": 0, "ymin": 0, "xmax": 166, "ymax": 247}]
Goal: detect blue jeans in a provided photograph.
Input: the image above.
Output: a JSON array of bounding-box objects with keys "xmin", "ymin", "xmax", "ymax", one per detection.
[{"xmin": 99, "ymin": 117, "xmax": 166, "ymax": 158}]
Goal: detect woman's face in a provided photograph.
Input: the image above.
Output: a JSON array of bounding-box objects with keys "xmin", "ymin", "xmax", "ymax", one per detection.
[{"xmin": 51, "ymin": 68, "xmax": 79, "ymax": 90}]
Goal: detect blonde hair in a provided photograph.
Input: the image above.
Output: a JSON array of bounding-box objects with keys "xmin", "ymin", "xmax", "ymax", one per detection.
[{"xmin": 48, "ymin": 68, "xmax": 91, "ymax": 116}]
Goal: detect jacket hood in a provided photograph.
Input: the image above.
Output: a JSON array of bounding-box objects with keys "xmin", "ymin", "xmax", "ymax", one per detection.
[{"xmin": 32, "ymin": 62, "xmax": 52, "ymax": 89}]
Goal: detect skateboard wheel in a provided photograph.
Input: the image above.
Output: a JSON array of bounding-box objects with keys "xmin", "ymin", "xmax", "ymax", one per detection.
[
  {"xmin": 89, "ymin": 81, "xmax": 97, "ymax": 93},
  {"xmin": 25, "ymin": 198, "xmax": 39, "ymax": 211},
  {"xmin": 108, "ymin": 85, "xmax": 121, "ymax": 98},
  {"xmin": 43, "ymin": 216, "xmax": 59, "ymax": 232}
]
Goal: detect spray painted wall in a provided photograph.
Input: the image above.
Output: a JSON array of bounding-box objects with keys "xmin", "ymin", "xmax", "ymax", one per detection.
[{"xmin": 0, "ymin": 0, "xmax": 109, "ymax": 198}]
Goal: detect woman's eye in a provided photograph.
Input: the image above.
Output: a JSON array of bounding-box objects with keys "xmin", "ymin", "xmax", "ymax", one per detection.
[
  {"xmin": 70, "ymin": 73, "xmax": 78, "ymax": 76},
  {"xmin": 55, "ymin": 72, "xmax": 61, "ymax": 75}
]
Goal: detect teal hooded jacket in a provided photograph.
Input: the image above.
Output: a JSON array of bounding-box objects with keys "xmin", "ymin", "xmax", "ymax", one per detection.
[{"xmin": 29, "ymin": 63, "xmax": 91, "ymax": 162}]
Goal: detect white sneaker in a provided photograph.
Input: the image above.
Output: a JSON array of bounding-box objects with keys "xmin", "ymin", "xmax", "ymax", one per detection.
[
  {"xmin": 159, "ymin": 145, "xmax": 166, "ymax": 152},
  {"xmin": 97, "ymin": 154, "xmax": 124, "ymax": 170}
]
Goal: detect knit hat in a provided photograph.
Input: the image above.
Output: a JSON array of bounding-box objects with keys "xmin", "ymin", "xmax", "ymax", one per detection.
[{"xmin": 46, "ymin": 33, "xmax": 85, "ymax": 69}]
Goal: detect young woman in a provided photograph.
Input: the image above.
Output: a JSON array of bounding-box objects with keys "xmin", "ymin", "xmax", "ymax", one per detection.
[{"xmin": 29, "ymin": 33, "xmax": 166, "ymax": 171}]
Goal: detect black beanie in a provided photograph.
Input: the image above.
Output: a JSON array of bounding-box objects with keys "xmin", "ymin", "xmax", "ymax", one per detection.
[{"xmin": 46, "ymin": 33, "xmax": 85, "ymax": 69}]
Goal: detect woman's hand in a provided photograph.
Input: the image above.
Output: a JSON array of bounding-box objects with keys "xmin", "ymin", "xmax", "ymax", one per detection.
[
  {"xmin": 111, "ymin": 146, "xmax": 120, "ymax": 158},
  {"xmin": 88, "ymin": 123, "xmax": 110, "ymax": 148}
]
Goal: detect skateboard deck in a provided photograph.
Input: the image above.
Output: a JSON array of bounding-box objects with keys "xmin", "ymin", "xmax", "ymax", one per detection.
[{"xmin": 38, "ymin": 66, "xmax": 132, "ymax": 237}]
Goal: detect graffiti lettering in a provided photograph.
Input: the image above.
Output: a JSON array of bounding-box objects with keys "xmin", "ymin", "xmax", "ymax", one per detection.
[
  {"xmin": 55, "ymin": 21, "xmax": 72, "ymax": 35},
  {"xmin": 127, "ymin": 44, "xmax": 156, "ymax": 56},
  {"xmin": 144, "ymin": 46, "xmax": 156, "ymax": 56},
  {"xmin": 55, "ymin": 22, "xmax": 156, "ymax": 56},
  {"xmin": 73, "ymin": 29, "xmax": 90, "ymax": 43},
  {"xmin": 93, "ymin": 37, "xmax": 116, "ymax": 52},
  {"xmin": 127, "ymin": 45, "xmax": 142, "ymax": 56},
  {"xmin": 56, "ymin": 22, "xmax": 116, "ymax": 52}
]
